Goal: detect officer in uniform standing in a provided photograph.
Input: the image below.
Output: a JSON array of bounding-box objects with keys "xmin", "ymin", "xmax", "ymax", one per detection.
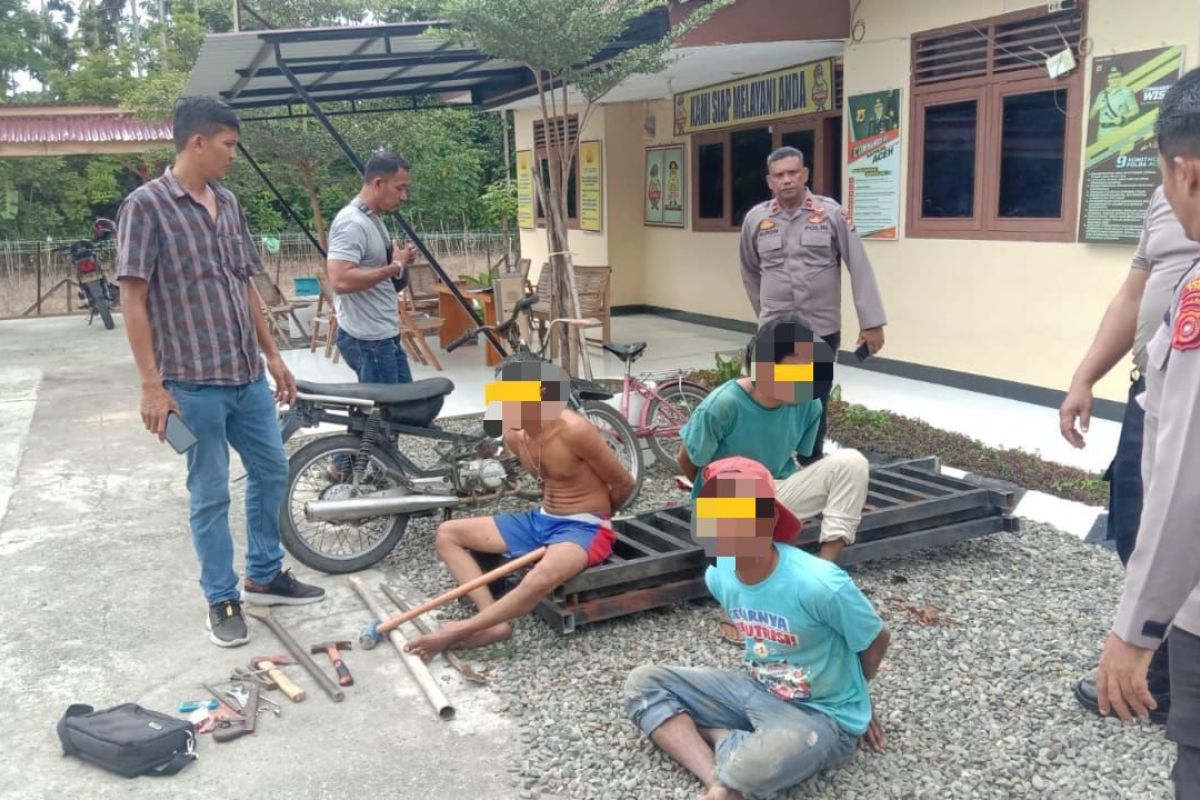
[
  {"xmin": 1061, "ymin": 186, "xmax": 1196, "ymax": 723},
  {"xmin": 1095, "ymin": 67, "xmax": 1200, "ymax": 800},
  {"xmin": 739, "ymin": 146, "xmax": 887, "ymax": 462}
]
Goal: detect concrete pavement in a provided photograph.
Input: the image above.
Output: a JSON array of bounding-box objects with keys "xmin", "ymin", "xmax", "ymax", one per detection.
[{"xmin": 0, "ymin": 315, "xmax": 518, "ymax": 800}]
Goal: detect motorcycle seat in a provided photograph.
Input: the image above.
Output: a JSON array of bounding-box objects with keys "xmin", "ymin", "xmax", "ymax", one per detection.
[{"xmin": 295, "ymin": 377, "xmax": 455, "ymax": 406}]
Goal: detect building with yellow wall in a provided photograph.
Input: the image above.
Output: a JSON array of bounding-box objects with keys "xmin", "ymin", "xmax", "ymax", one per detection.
[{"xmin": 507, "ymin": 0, "xmax": 1200, "ymax": 418}]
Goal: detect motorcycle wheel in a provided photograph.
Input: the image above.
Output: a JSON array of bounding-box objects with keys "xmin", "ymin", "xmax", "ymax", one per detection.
[
  {"xmin": 86, "ymin": 282, "xmax": 115, "ymax": 330},
  {"xmin": 580, "ymin": 400, "xmax": 643, "ymax": 509},
  {"xmin": 281, "ymin": 434, "xmax": 410, "ymax": 574}
]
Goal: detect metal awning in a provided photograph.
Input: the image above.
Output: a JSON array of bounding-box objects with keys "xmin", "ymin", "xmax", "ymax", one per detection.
[
  {"xmin": 184, "ymin": 14, "xmax": 670, "ymax": 116},
  {"xmin": 183, "ymin": 13, "xmax": 669, "ymax": 368}
]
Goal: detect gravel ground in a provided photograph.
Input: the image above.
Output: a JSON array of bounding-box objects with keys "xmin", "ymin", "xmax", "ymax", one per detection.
[{"xmin": 348, "ymin": 416, "xmax": 1175, "ymax": 800}]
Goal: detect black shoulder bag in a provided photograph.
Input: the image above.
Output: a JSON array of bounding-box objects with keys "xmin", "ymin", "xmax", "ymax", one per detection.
[{"xmin": 57, "ymin": 703, "xmax": 197, "ymax": 778}]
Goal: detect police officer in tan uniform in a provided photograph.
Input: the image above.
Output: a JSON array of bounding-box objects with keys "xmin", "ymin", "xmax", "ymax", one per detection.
[
  {"xmin": 1096, "ymin": 67, "xmax": 1200, "ymax": 800},
  {"xmin": 739, "ymin": 146, "xmax": 887, "ymax": 461},
  {"xmin": 1062, "ymin": 186, "xmax": 1195, "ymax": 723}
]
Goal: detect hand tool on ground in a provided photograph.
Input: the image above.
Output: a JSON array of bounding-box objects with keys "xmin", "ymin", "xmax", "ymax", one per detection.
[
  {"xmin": 249, "ymin": 655, "xmax": 306, "ymax": 702},
  {"xmin": 201, "ymin": 682, "xmax": 251, "ymax": 741},
  {"xmin": 177, "ymin": 699, "xmax": 220, "ymax": 713},
  {"xmin": 245, "ymin": 606, "xmax": 346, "ymax": 703},
  {"xmin": 358, "ymin": 546, "xmax": 547, "ymax": 650},
  {"xmin": 310, "ymin": 640, "xmax": 355, "ymax": 686},
  {"xmin": 213, "ymin": 681, "xmax": 259, "ymax": 743},
  {"xmin": 348, "ymin": 576, "xmax": 455, "ymax": 721},
  {"xmin": 379, "ymin": 583, "xmax": 487, "ymax": 685},
  {"xmin": 231, "ymin": 665, "xmax": 277, "ymax": 690}
]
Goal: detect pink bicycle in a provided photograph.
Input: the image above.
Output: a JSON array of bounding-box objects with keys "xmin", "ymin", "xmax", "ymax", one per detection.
[{"xmin": 600, "ymin": 341, "xmax": 711, "ymax": 467}]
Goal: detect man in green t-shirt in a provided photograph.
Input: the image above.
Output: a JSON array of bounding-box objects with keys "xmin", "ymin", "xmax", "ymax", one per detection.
[
  {"xmin": 624, "ymin": 455, "xmax": 889, "ymax": 800},
  {"xmin": 678, "ymin": 317, "xmax": 870, "ymax": 565}
]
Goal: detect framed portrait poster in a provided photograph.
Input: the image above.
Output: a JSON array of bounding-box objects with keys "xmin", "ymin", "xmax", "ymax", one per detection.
[{"xmin": 644, "ymin": 145, "xmax": 685, "ymax": 227}]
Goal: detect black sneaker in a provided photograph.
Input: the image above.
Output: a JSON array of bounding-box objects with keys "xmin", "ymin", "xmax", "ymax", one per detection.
[
  {"xmin": 207, "ymin": 600, "xmax": 250, "ymax": 648},
  {"xmin": 242, "ymin": 569, "xmax": 326, "ymax": 606}
]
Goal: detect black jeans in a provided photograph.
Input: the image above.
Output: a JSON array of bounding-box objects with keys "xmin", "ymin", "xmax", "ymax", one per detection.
[
  {"xmin": 1103, "ymin": 375, "xmax": 1170, "ymax": 693},
  {"xmin": 1169, "ymin": 628, "xmax": 1200, "ymax": 799},
  {"xmin": 1107, "ymin": 375, "xmax": 1146, "ymax": 565},
  {"xmin": 803, "ymin": 331, "xmax": 841, "ymax": 462}
]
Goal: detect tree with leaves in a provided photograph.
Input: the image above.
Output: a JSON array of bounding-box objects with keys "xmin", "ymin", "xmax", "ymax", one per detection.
[{"xmin": 439, "ymin": 0, "xmax": 728, "ymax": 375}]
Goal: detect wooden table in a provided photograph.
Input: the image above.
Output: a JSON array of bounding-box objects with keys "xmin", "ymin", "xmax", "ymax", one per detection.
[{"xmin": 434, "ymin": 284, "xmax": 501, "ymax": 366}]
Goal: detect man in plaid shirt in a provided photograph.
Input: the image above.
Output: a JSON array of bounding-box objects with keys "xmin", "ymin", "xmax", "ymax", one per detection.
[{"xmin": 117, "ymin": 97, "xmax": 325, "ymax": 647}]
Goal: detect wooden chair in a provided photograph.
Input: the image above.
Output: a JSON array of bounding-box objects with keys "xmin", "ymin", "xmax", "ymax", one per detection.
[
  {"xmin": 531, "ymin": 264, "xmax": 612, "ymax": 347},
  {"xmin": 251, "ymin": 273, "xmax": 312, "ymax": 349},
  {"xmin": 309, "ymin": 273, "xmax": 340, "ymax": 364},
  {"xmin": 398, "ymin": 288, "xmax": 444, "ymax": 371},
  {"xmin": 514, "ymin": 258, "xmax": 532, "ymax": 293},
  {"xmin": 405, "ymin": 263, "xmax": 440, "ymax": 313}
]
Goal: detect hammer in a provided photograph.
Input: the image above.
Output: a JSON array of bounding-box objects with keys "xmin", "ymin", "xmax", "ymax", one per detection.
[
  {"xmin": 250, "ymin": 656, "xmax": 306, "ymax": 702},
  {"xmin": 358, "ymin": 546, "xmax": 546, "ymax": 650},
  {"xmin": 311, "ymin": 641, "xmax": 354, "ymax": 686}
]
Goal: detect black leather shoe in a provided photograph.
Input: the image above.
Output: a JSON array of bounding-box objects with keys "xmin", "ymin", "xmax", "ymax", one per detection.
[{"xmin": 1074, "ymin": 678, "xmax": 1169, "ymax": 725}]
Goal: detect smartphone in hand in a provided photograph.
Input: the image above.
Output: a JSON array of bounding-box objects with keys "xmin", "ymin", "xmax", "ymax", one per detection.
[
  {"xmin": 165, "ymin": 412, "xmax": 198, "ymax": 454},
  {"xmin": 855, "ymin": 342, "xmax": 871, "ymax": 362}
]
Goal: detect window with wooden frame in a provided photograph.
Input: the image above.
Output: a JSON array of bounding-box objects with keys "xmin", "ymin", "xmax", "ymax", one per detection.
[
  {"xmin": 691, "ymin": 115, "xmax": 842, "ymax": 232},
  {"xmin": 534, "ymin": 115, "xmax": 580, "ymax": 229},
  {"xmin": 908, "ymin": 3, "xmax": 1086, "ymax": 241}
]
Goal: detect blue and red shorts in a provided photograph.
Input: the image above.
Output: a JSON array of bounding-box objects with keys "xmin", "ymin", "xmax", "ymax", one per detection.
[{"xmin": 495, "ymin": 508, "xmax": 615, "ymax": 567}]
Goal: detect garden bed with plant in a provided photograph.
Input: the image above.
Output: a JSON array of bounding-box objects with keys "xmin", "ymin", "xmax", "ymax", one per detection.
[{"xmin": 684, "ymin": 354, "xmax": 1109, "ymax": 507}]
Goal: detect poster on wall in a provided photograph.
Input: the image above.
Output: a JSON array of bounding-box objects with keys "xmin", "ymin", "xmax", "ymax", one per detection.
[
  {"xmin": 845, "ymin": 88, "xmax": 901, "ymax": 240},
  {"xmin": 516, "ymin": 150, "xmax": 535, "ymax": 230},
  {"xmin": 1079, "ymin": 46, "xmax": 1185, "ymax": 244},
  {"xmin": 673, "ymin": 59, "xmax": 835, "ymax": 136},
  {"xmin": 579, "ymin": 140, "xmax": 603, "ymax": 232},
  {"xmin": 644, "ymin": 145, "xmax": 685, "ymax": 227}
]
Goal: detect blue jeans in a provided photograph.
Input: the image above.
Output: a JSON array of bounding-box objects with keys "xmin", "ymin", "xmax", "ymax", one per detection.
[
  {"xmin": 336, "ymin": 329, "xmax": 412, "ymax": 384},
  {"xmin": 625, "ymin": 665, "xmax": 857, "ymax": 799},
  {"xmin": 165, "ymin": 377, "xmax": 288, "ymax": 605}
]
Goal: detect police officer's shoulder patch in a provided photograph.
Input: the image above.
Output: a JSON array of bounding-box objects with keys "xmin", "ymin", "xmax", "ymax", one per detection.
[
  {"xmin": 1171, "ymin": 278, "xmax": 1200, "ymax": 352},
  {"xmin": 840, "ymin": 206, "xmax": 855, "ymax": 231}
]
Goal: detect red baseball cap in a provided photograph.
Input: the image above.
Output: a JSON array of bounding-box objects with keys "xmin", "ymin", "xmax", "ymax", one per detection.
[{"xmin": 698, "ymin": 456, "xmax": 804, "ymax": 544}]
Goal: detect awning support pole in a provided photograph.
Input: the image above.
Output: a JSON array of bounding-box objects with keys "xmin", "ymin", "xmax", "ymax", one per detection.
[
  {"xmin": 271, "ymin": 42, "xmax": 507, "ymax": 357},
  {"xmin": 237, "ymin": 141, "xmax": 327, "ymax": 257}
]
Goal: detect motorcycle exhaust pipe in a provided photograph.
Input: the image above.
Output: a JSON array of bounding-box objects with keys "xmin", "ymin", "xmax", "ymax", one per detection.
[{"xmin": 305, "ymin": 493, "xmax": 461, "ymax": 523}]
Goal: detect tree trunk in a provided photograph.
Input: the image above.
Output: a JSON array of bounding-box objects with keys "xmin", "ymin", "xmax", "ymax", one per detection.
[
  {"xmin": 299, "ymin": 168, "xmax": 327, "ymax": 251},
  {"xmin": 540, "ymin": 136, "xmax": 591, "ymax": 378}
]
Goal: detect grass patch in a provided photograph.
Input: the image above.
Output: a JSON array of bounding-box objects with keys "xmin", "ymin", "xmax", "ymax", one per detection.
[{"xmin": 825, "ymin": 399, "xmax": 1108, "ymax": 506}]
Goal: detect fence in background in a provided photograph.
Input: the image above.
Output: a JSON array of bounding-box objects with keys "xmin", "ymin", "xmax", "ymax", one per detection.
[{"xmin": 1, "ymin": 230, "xmax": 516, "ymax": 319}]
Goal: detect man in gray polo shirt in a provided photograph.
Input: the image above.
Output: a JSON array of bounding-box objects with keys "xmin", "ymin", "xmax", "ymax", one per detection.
[
  {"xmin": 327, "ymin": 151, "xmax": 418, "ymax": 384},
  {"xmin": 1060, "ymin": 186, "xmax": 1198, "ymax": 722}
]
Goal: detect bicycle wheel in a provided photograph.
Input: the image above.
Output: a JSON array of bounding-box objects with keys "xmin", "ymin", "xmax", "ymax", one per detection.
[
  {"xmin": 645, "ymin": 381, "xmax": 710, "ymax": 467},
  {"xmin": 580, "ymin": 400, "xmax": 643, "ymax": 509}
]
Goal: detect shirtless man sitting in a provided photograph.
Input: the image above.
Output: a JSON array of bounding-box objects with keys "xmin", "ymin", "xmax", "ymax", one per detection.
[{"xmin": 406, "ymin": 361, "xmax": 636, "ymax": 659}]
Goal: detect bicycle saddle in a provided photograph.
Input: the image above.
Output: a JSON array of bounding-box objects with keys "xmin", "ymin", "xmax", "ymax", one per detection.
[{"xmin": 602, "ymin": 341, "xmax": 647, "ymax": 363}]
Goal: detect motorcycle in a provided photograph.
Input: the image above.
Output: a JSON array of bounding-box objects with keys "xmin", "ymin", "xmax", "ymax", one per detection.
[
  {"xmin": 54, "ymin": 218, "xmax": 120, "ymax": 330},
  {"xmin": 276, "ymin": 294, "xmax": 645, "ymax": 574}
]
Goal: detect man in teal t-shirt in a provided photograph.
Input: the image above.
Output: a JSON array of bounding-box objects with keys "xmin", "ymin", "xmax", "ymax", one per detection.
[
  {"xmin": 625, "ymin": 456, "xmax": 890, "ymax": 800},
  {"xmin": 678, "ymin": 317, "xmax": 870, "ymax": 563}
]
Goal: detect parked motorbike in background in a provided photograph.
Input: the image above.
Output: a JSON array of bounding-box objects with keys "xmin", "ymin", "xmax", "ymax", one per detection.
[{"xmin": 54, "ymin": 218, "xmax": 120, "ymax": 330}]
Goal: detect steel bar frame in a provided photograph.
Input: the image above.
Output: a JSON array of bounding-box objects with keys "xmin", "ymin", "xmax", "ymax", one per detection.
[{"xmin": 529, "ymin": 459, "xmax": 1018, "ymax": 634}]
